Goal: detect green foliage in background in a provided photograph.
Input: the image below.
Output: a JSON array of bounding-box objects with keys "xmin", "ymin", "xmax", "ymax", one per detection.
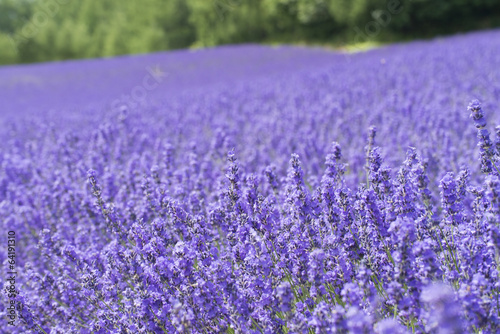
[{"xmin": 0, "ymin": 0, "xmax": 499, "ymax": 65}]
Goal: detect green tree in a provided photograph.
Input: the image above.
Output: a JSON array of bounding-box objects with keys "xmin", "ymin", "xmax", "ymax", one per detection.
[
  {"xmin": 1, "ymin": 0, "xmax": 500, "ymax": 65},
  {"xmin": 0, "ymin": 32, "xmax": 18, "ymax": 64}
]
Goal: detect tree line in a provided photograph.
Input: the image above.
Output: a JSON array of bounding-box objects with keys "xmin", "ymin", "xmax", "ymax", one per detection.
[{"xmin": 0, "ymin": 0, "xmax": 499, "ymax": 65}]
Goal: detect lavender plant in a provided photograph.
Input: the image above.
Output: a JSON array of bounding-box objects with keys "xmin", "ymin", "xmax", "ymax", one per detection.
[{"xmin": 1, "ymin": 29, "xmax": 500, "ymax": 333}]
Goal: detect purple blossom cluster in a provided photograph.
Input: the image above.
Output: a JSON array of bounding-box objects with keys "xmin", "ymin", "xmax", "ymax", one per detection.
[{"xmin": 1, "ymin": 30, "xmax": 500, "ymax": 333}]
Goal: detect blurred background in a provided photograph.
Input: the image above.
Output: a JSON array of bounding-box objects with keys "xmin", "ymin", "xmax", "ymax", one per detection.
[{"xmin": 0, "ymin": 0, "xmax": 500, "ymax": 65}]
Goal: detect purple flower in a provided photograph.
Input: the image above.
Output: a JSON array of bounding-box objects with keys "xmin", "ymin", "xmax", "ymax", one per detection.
[
  {"xmin": 374, "ymin": 318, "xmax": 408, "ymax": 334},
  {"xmin": 468, "ymin": 100, "xmax": 497, "ymax": 174},
  {"xmin": 421, "ymin": 284, "xmax": 464, "ymax": 334},
  {"xmin": 3, "ymin": 31, "xmax": 500, "ymax": 333},
  {"xmin": 275, "ymin": 282, "xmax": 293, "ymax": 313}
]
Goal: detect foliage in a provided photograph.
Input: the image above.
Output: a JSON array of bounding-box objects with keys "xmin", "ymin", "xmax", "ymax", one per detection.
[{"xmin": 0, "ymin": 0, "xmax": 500, "ymax": 64}]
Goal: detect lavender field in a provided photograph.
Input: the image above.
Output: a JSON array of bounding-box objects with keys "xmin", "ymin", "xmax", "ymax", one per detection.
[{"xmin": 1, "ymin": 29, "xmax": 500, "ymax": 333}]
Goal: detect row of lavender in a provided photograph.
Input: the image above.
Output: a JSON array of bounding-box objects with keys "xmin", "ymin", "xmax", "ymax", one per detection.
[{"xmin": 1, "ymin": 30, "xmax": 500, "ymax": 333}]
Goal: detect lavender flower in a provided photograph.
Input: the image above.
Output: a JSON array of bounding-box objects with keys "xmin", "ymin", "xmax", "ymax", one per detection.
[
  {"xmin": 421, "ymin": 284, "xmax": 464, "ymax": 334},
  {"xmin": 468, "ymin": 100, "xmax": 497, "ymax": 174},
  {"xmin": 275, "ymin": 282, "xmax": 293, "ymax": 313},
  {"xmin": 2, "ymin": 31, "xmax": 500, "ymax": 333}
]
